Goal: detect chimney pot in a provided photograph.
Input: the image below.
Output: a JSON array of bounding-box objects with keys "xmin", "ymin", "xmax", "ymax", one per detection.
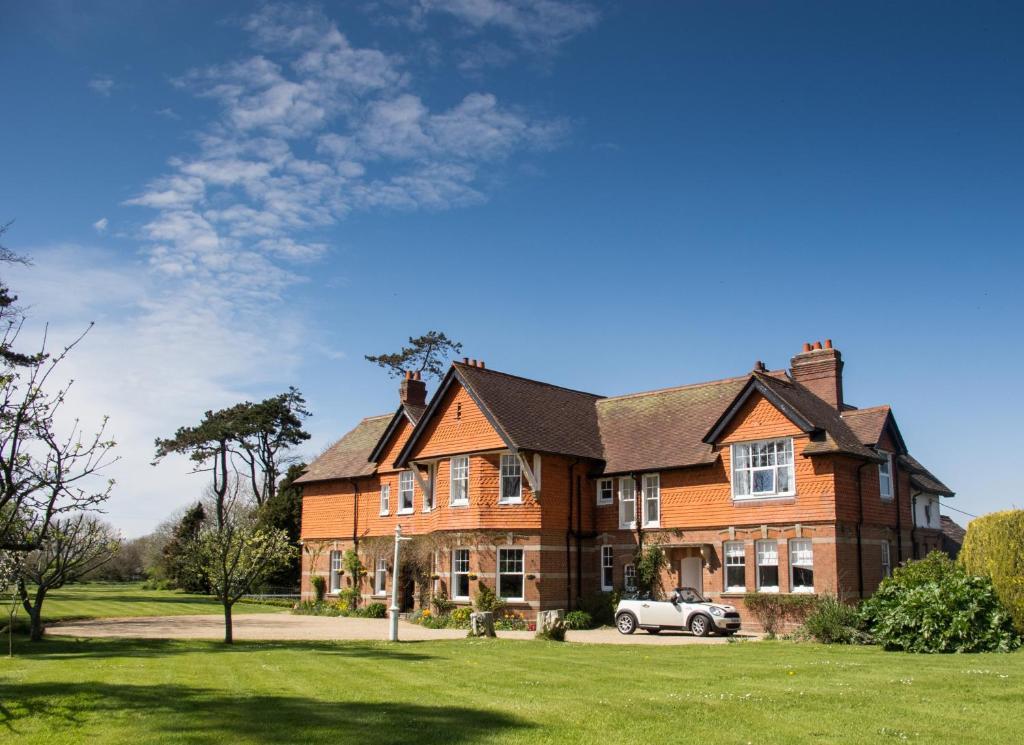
[
  {"xmin": 813, "ymin": 341, "xmax": 822, "ymax": 350},
  {"xmin": 478, "ymin": 360, "xmax": 485, "ymax": 369},
  {"xmin": 802, "ymin": 342, "xmax": 812, "ymax": 353},
  {"xmin": 461, "ymin": 357, "xmax": 469, "ymax": 365},
  {"xmin": 824, "ymin": 338, "xmax": 833, "ymax": 349},
  {"xmin": 469, "ymin": 358, "xmax": 477, "ymax": 367}
]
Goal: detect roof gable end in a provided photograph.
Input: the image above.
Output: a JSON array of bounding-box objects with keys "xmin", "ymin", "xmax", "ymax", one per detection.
[{"xmin": 703, "ymin": 376, "xmax": 816, "ymax": 444}]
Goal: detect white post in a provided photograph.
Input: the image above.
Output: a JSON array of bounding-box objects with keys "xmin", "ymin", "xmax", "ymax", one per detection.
[{"xmin": 389, "ymin": 524, "xmax": 410, "ymax": 642}]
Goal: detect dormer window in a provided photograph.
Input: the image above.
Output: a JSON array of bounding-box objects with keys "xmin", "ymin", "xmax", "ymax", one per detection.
[
  {"xmin": 731, "ymin": 438, "xmax": 795, "ymax": 499},
  {"xmin": 878, "ymin": 451, "xmax": 893, "ymax": 501}
]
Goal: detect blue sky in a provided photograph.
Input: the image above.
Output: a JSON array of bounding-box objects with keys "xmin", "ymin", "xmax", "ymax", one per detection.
[{"xmin": 2, "ymin": 1, "xmax": 1021, "ymax": 536}]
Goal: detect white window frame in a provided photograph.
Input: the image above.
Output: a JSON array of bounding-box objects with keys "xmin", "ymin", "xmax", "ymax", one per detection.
[
  {"xmin": 398, "ymin": 471, "xmax": 415, "ymax": 514},
  {"xmin": 329, "ymin": 550, "xmax": 343, "ymax": 594},
  {"xmin": 374, "ymin": 557, "xmax": 388, "ymax": 596},
  {"xmin": 878, "ymin": 451, "xmax": 893, "ymax": 501},
  {"xmin": 731, "ymin": 438, "xmax": 795, "ymax": 499},
  {"xmin": 497, "ymin": 547, "xmax": 525, "ymax": 601},
  {"xmin": 624, "ymin": 564, "xmax": 637, "ymax": 592},
  {"xmin": 881, "ymin": 541, "xmax": 892, "ymax": 579},
  {"xmin": 600, "ymin": 545, "xmax": 614, "ymax": 591},
  {"xmin": 597, "ymin": 478, "xmax": 614, "ymax": 506},
  {"xmin": 379, "ymin": 484, "xmax": 390, "ymax": 516},
  {"xmin": 755, "ymin": 539, "xmax": 780, "ymax": 593},
  {"xmin": 723, "ymin": 541, "xmax": 746, "ymax": 593},
  {"xmin": 499, "ymin": 454, "xmax": 522, "ymax": 504},
  {"xmin": 452, "ymin": 548, "xmax": 470, "ymax": 600},
  {"xmin": 789, "ymin": 539, "xmax": 814, "ymax": 593},
  {"xmin": 618, "ymin": 477, "xmax": 636, "ymax": 529},
  {"xmin": 642, "ymin": 473, "xmax": 660, "ymax": 528},
  {"xmin": 423, "ymin": 464, "xmax": 435, "ymax": 513},
  {"xmin": 449, "ymin": 456, "xmax": 469, "ymax": 506}
]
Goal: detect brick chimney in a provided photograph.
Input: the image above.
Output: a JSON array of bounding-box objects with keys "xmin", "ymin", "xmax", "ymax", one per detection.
[
  {"xmin": 790, "ymin": 339, "xmax": 844, "ymax": 409},
  {"xmin": 399, "ymin": 370, "xmax": 426, "ymax": 407}
]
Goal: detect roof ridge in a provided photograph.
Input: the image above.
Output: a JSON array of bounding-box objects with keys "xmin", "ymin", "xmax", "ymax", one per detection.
[
  {"xmin": 454, "ymin": 362, "xmax": 605, "ymax": 399},
  {"xmin": 599, "ymin": 372, "xmax": 766, "ymax": 403},
  {"xmin": 842, "ymin": 404, "xmax": 891, "ymax": 415},
  {"xmin": 362, "ymin": 413, "xmax": 393, "ymax": 422}
]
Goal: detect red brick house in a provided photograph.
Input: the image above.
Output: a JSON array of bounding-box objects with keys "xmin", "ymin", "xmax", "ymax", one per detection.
[{"xmin": 297, "ymin": 341, "xmax": 954, "ymax": 621}]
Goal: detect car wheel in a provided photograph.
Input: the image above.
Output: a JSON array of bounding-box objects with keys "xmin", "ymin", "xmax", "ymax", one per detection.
[
  {"xmin": 689, "ymin": 614, "xmax": 712, "ymax": 637},
  {"xmin": 645, "ymin": 628, "xmax": 661, "ymax": 635},
  {"xmin": 615, "ymin": 612, "xmax": 637, "ymax": 635}
]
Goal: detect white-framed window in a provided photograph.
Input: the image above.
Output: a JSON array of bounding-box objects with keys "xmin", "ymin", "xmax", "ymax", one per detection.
[
  {"xmin": 618, "ymin": 477, "xmax": 636, "ymax": 529},
  {"xmin": 642, "ymin": 473, "xmax": 660, "ymax": 527},
  {"xmin": 497, "ymin": 547, "xmax": 524, "ymax": 600},
  {"xmin": 450, "ymin": 456, "xmax": 469, "ymax": 506},
  {"xmin": 329, "ymin": 550, "xmax": 343, "ymax": 594},
  {"xmin": 374, "ymin": 557, "xmax": 388, "ymax": 595},
  {"xmin": 878, "ymin": 451, "xmax": 893, "ymax": 501},
  {"xmin": 423, "ymin": 465, "xmax": 435, "ymax": 512},
  {"xmin": 597, "ymin": 478, "xmax": 614, "ymax": 506},
  {"xmin": 379, "ymin": 484, "xmax": 390, "ymax": 516},
  {"xmin": 399, "ymin": 471, "xmax": 415, "ymax": 513},
  {"xmin": 789, "ymin": 539, "xmax": 814, "ymax": 592},
  {"xmin": 624, "ymin": 564, "xmax": 637, "ymax": 592},
  {"xmin": 499, "ymin": 454, "xmax": 522, "ymax": 504},
  {"xmin": 724, "ymin": 541, "xmax": 746, "ymax": 592},
  {"xmin": 601, "ymin": 545, "xmax": 614, "ymax": 591},
  {"xmin": 881, "ymin": 541, "xmax": 892, "ymax": 579},
  {"xmin": 452, "ymin": 548, "xmax": 470, "ymax": 599},
  {"xmin": 755, "ymin": 539, "xmax": 779, "ymax": 592},
  {"xmin": 731, "ymin": 438, "xmax": 795, "ymax": 499}
]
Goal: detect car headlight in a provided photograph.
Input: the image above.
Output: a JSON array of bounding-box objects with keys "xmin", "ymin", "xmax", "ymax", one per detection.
[{"xmin": 708, "ymin": 606, "xmax": 724, "ymax": 617}]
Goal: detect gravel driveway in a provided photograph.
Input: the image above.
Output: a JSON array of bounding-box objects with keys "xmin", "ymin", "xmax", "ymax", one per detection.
[{"xmin": 49, "ymin": 614, "xmax": 756, "ymax": 644}]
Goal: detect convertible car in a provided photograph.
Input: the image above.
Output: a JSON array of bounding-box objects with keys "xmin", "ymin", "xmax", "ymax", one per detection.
[{"xmin": 614, "ymin": 587, "xmax": 742, "ymax": 636}]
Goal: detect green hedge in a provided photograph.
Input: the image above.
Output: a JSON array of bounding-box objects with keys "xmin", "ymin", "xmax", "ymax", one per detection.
[{"xmin": 960, "ymin": 510, "xmax": 1024, "ymax": 634}]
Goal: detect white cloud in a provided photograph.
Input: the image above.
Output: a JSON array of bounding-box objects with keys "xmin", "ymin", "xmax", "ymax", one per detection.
[
  {"xmin": 92, "ymin": 217, "xmax": 108, "ymax": 233},
  {"xmin": 88, "ymin": 76, "xmax": 115, "ymax": 96}
]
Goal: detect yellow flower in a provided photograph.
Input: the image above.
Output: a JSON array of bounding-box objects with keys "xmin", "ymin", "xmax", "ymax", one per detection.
[{"xmin": 423, "ymin": 609, "xmax": 432, "ymax": 617}]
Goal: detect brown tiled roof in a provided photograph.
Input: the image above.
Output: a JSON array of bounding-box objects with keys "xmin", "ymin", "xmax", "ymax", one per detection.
[
  {"xmin": 753, "ymin": 374, "xmax": 883, "ymax": 462},
  {"xmin": 940, "ymin": 515, "xmax": 966, "ymax": 558},
  {"xmin": 454, "ymin": 362, "xmax": 605, "ymax": 460},
  {"xmin": 597, "ymin": 376, "xmax": 749, "ymax": 474},
  {"xmin": 899, "ymin": 453, "xmax": 955, "ymax": 497},
  {"xmin": 841, "ymin": 406, "xmax": 891, "ymax": 446},
  {"xmin": 295, "ymin": 414, "xmax": 390, "ymax": 484},
  {"xmin": 403, "ymin": 403, "xmax": 426, "ymax": 424}
]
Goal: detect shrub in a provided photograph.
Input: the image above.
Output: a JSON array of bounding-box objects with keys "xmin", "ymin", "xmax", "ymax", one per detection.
[
  {"xmin": 361, "ymin": 602, "xmax": 387, "ymax": 619},
  {"xmin": 292, "ymin": 600, "xmax": 345, "ymax": 617},
  {"xmin": 141, "ymin": 578, "xmax": 174, "ymax": 591},
  {"xmin": 448, "ymin": 607, "xmax": 472, "ymax": 628},
  {"xmin": 432, "ymin": 590, "xmax": 455, "ymax": 616},
  {"xmin": 860, "ymin": 552, "xmax": 1020, "ymax": 653},
  {"xmin": 564, "ymin": 610, "xmax": 593, "ymax": 630},
  {"xmin": 744, "ymin": 594, "xmax": 817, "ymax": 638},
  {"xmin": 310, "ymin": 575, "xmax": 326, "ymax": 602},
  {"xmin": 535, "ymin": 622, "xmax": 566, "ymax": 641},
  {"xmin": 494, "ymin": 611, "xmax": 528, "ymax": 631},
  {"xmin": 960, "ymin": 511, "xmax": 1024, "ymax": 634},
  {"xmin": 577, "ymin": 591, "xmax": 618, "ymax": 627},
  {"xmin": 797, "ymin": 594, "xmax": 866, "ymax": 644},
  {"xmin": 634, "ymin": 545, "xmax": 666, "ymax": 598},
  {"xmin": 337, "ymin": 588, "xmax": 361, "ymax": 612},
  {"xmin": 473, "ymin": 582, "xmax": 506, "ymax": 613}
]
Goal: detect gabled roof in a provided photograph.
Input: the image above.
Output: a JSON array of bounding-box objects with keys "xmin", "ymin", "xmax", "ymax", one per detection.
[
  {"xmin": 394, "ymin": 362, "xmax": 604, "ymax": 466},
  {"xmin": 294, "ymin": 414, "xmax": 390, "ymax": 484},
  {"xmin": 366, "ymin": 403, "xmax": 427, "ymax": 464},
  {"xmin": 899, "ymin": 453, "xmax": 955, "ymax": 497},
  {"xmin": 703, "ymin": 372, "xmax": 883, "ymax": 462},
  {"xmin": 842, "ymin": 405, "xmax": 908, "ymax": 454},
  {"xmin": 597, "ymin": 376, "xmax": 749, "ymax": 474}
]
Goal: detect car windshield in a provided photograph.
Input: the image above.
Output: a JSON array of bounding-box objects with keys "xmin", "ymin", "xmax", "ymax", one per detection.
[{"xmin": 673, "ymin": 587, "xmax": 704, "ymax": 603}]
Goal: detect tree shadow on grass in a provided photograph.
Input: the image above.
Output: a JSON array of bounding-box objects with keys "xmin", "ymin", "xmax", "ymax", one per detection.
[
  {"xmin": 13, "ymin": 636, "xmax": 440, "ymax": 662},
  {"xmin": 0, "ymin": 681, "xmax": 531, "ymax": 744}
]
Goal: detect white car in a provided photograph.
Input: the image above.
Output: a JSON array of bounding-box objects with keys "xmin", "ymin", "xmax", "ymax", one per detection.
[{"xmin": 615, "ymin": 587, "xmax": 742, "ymax": 636}]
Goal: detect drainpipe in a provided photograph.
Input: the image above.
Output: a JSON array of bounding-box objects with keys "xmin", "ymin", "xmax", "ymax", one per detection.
[
  {"xmin": 910, "ymin": 492, "xmax": 919, "ymax": 559},
  {"xmin": 893, "ymin": 457, "xmax": 904, "ymax": 564},
  {"xmin": 349, "ymin": 478, "xmax": 361, "ymax": 549},
  {"xmin": 566, "ymin": 460, "xmax": 574, "ymax": 610},
  {"xmin": 575, "ymin": 470, "xmax": 583, "ymax": 605}
]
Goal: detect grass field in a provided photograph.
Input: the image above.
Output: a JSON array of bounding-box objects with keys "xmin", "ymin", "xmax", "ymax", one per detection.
[
  {"xmin": 34, "ymin": 582, "xmax": 285, "ymax": 622},
  {"xmin": 2, "ymin": 634, "xmax": 1022, "ymax": 744}
]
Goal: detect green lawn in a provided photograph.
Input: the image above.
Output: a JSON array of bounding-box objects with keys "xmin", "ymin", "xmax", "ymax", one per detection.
[
  {"xmin": 35, "ymin": 582, "xmax": 285, "ymax": 622},
  {"xmin": 2, "ymin": 635, "xmax": 1022, "ymax": 744}
]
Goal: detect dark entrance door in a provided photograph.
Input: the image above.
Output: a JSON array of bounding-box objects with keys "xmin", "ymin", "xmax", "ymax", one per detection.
[{"xmin": 399, "ymin": 568, "xmax": 415, "ymax": 612}]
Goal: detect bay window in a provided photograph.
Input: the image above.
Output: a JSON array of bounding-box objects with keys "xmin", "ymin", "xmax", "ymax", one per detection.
[
  {"xmin": 618, "ymin": 477, "xmax": 636, "ymax": 529},
  {"xmin": 732, "ymin": 438, "xmax": 795, "ymax": 499},
  {"xmin": 724, "ymin": 541, "xmax": 746, "ymax": 592},
  {"xmin": 789, "ymin": 539, "xmax": 814, "ymax": 592},
  {"xmin": 500, "ymin": 454, "xmax": 522, "ymax": 503},
  {"xmin": 498, "ymin": 547, "xmax": 524, "ymax": 600},
  {"xmin": 756, "ymin": 539, "xmax": 779, "ymax": 592},
  {"xmin": 452, "ymin": 549, "xmax": 470, "ymax": 599},
  {"xmin": 450, "ymin": 456, "xmax": 469, "ymax": 505}
]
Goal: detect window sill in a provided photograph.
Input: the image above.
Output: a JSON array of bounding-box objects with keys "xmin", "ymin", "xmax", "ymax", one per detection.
[
  {"xmin": 642, "ymin": 522, "xmax": 660, "ymax": 529},
  {"xmin": 732, "ymin": 495, "xmax": 796, "ymax": 506},
  {"xmin": 597, "ymin": 500, "xmax": 613, "ymax": 507},
  {"xmin": 498, "ymin": 499, "xmax": 523, "ymax": 506},
  {"xmin": 619, "ymin": 524, "xmax": 636, "ymax": 530},
  {"xmin": 723, "ymin": 589, "xmax": 747, "ymax": 595},
  {"xmin": 450, "ymin": 502, "xmax": 469, "ymax": 509},
  {"xmin": 791, "ymin": 587, "xmax": 815, "ymax": 594},
  {"xmin": 755, "ymin": 588, "xmax": 780, "ymax": 593},
  {"xmin": 397, "ymin": 509, "xmax": 414, "ymax": 515},
  {"xmin": 379, "ymin": 512, "xmax": 389, "ymax": 517}
]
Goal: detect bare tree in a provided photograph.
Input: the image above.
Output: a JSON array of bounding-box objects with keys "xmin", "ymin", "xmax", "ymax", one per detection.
[
  {"xmin": 0, "ymin": 328, "xmax": 118, "ymax": 551},
  {"xmin": 17, "ymin": 514, "xmax": 121, "ymax": 641}
]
